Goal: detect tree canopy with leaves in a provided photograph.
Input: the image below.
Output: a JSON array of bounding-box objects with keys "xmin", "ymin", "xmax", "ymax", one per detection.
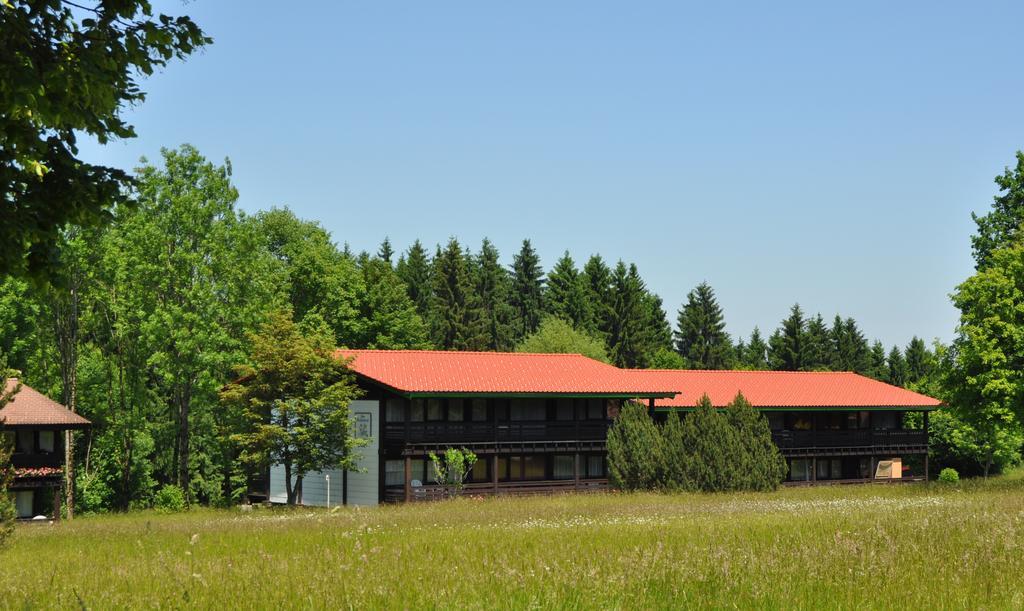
[
  {"xmin": 221, "ymin": 310, "xmax": 363, "ymax": 505},
  {"xmin": 1, "ymin": 0, "xmax": 209, "ymax": 278},
  {"xmin": 516, "ymin": 316, "xmax": 610, "ymax": 363}
]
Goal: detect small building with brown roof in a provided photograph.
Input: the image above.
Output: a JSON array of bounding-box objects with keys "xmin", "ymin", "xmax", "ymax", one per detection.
[{"xmin": 2, "ymin": 379, "xmax": 90, "ymax": 519}]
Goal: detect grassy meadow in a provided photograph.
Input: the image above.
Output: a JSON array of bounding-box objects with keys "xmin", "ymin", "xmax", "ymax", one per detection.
[{"xmin": 3, "ymin": 473, "xmax": 1024, "ymax": 610}]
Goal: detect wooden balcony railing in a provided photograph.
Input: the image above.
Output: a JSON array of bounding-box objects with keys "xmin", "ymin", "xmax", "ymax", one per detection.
[
  {"xmin": 383, "ymin": 478, "xmax": 609, "ymax": 503},
  {"xmin": 10, "ymin": 453, "xmax": 63, "ymax": 470},
  {"xmin": 383, "ymin": 421, "xmax": 609, "ymax": 445},
  {"xmin": 771, "ymin": 429, "xmax": 927, "ymax": 450}
]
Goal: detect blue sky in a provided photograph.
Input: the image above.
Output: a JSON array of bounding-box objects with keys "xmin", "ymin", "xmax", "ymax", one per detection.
[{"xmin": 79, "ymin": 1, "xmax": 1024, "ymax": 349}]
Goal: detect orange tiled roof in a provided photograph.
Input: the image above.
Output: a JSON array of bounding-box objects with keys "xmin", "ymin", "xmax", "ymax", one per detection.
[
  {"xmin": 336, "ymin": 350, "xmax": 680, "ymax": 397},
  {"xmin": 631, "ymin": 370, "xmax": 942, "ymax": 409},
  {"xmin": 1, "ymin": 379, "xmax": 91, "ymax": 427}
]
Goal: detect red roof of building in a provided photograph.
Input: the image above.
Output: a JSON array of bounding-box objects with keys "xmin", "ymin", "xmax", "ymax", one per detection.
[
  {"xmin": 335, "ymin": 350, "xmax": 680, "ymax": 397},
  {"xmin": 631, "ymin": 370, "xmax": 942, "ymax": 409},
  {"xmin": 1, "ymin": 379, "xmax": 91, "ymax": 428}
]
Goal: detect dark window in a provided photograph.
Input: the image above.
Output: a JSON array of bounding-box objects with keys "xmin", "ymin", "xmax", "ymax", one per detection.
[
  {"xmin": 471, "ymin": 399, "xmax": 488, "ymax": 422},
  {"xmin": 493, "ymin": 399, "xmax": 509, "ymax": 422},
  {"xmin": 766, "ymin": 413, "xmax": 784, "ymax": 431},
  {"xmin": 410, "ymin": 399, "xmax": 425, "ymax": 422},
  {"xmin": 470, "ymin": 459, "xmax": 488, "ymax": 482},
  {"xmin": 448, "ymin": 399, "xmax": 464, "ymax": 422},
  {"xmin": 508, "ymin": 456, "xmax": 523, "ymax": 480},
  {"xmin": 16, "ymin": 430, "xmax": 33, "ymax": 453},
  {"xmin": 790, "ymin": 459, "xmax": 811, "ymax": 481},
  {"xmin": 385, "ymin": 398, "xmax": 405, "ymax": 423},
  {"xmin": 553, "ymin": 455, "xmax": 574, "ymax": 479},
  {"xmin": 586, "ymin": 455, "xmax": 605, "ymax": 478},
  {"xmin": 510, "ymin": 399, "xmax": 545, "ymax": 421},
  {"xmin": 524, "ymin": 455, "xmax": 545, "ymax": 479},
  {"xmin": 587, "ymin": 399, "xmax": 605, "ymax": 420},
  {"xmin": 555, "ymin": 399, "xmax": 575, "ymax": 421},
  {"xmin": 426, "ymin": 399, "xmax": 444, "ymax": 421}
]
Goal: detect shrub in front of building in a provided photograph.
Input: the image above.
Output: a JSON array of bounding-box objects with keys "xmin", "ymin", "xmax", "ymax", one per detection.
[
  {"xmin": 607, "ymin": 402, "xmax": 664, "ymax": 490},
  {"xmin": 939, "ymin": 467, "xmax": 960, "ymax": 483},
  {"xmin": 608, "ymin": 393, "xmax": 787, "ymax": 493},
  {"xmin": 0, "ymin": 437, "xmax": 13, "ymax": 545}
]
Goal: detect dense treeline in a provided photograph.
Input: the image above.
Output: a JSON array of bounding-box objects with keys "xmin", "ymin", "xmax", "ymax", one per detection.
[{"xmin": 2, "ymin": 145, "xmax": 1024, "ymax": 512}]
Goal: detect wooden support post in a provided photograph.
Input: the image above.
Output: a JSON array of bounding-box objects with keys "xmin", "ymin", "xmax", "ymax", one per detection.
[
  {"xmin": 869, "ymin": 455, "xmax": 875, "ymax": 482},
  {"xmin": 647, "ymin": 398, "xmax": 655, "ymax": 418},
  {"xmin": 404, "ymin": 455, "xmax": 412, "ymax": 503},
  {"xmin": 811, "ymin": 458, "xmax": 817, "ymax": 483},
  {"xmin": 924, "ymin": 410, "xmax": 930, "ymax": 482},
  {"xmin": 491, "ymin": 454, "xmax": 499, "ymax": 494},
  {"xmin": 574, "ymin": 452, "xmax": 581, "ymax": 489}
]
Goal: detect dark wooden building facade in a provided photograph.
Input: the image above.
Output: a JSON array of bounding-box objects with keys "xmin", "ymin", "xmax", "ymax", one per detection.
[{"xmin": 1, "ymin": 379, "xmax": 90, "ymax": 519}]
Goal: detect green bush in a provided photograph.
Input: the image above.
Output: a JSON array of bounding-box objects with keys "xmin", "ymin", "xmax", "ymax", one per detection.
[
  {"xmin": 607, "ymin": 402, "xmax": 664, "ymax": 490},
  {"xmin": 938, "ymin": 468, "xmax": 960, "ymax": 484},
  {"xmin": 0, "ymin": 439, "xmax": 14, "ymax": 546},
  {"xmin": 153, "ymin": 484, "xmax": 187, "ymax": 513}
]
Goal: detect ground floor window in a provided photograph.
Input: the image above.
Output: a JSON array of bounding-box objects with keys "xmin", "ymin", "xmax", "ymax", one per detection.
[
  {"xmin": 790, "ymin": 459, "xmax": 811, "ymax": 481},
  {"xmin": 14, "ymin": 490, "xmax": 34, "ymax": 518},
  {"xmin": 586, "ymin": 455, "xmax": 605, "ymax": 478},
  {"xmin": 816, "ymin": 458, "xmax": 844, "ymax": 480},
  {"xmin": 553, "ymin": 455, "xmax": 574, "ymax": 479}
]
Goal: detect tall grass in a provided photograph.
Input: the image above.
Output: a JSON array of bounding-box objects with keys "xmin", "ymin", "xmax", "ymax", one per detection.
[{"xmin": 2, "ymin": 472, "xmax": 1023, "ymax": 609}]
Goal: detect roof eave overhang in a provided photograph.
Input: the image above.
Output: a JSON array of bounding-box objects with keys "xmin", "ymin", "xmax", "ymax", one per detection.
[
  {"xmin": 1, "ymin": 422, "xmax": 91, "ymax": 430},
  {"xmin": 654, "ymin": 404, "xmax": 942, "ymax": 412},
  {"xmin": 353, "ymin": 374, "xmax": 677, "ymax": 400}
]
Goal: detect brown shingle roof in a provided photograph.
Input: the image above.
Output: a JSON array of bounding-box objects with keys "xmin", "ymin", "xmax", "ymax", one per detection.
[{"xmin": 0, "ymin": 379, "xmax": 91, "ymax": 428}]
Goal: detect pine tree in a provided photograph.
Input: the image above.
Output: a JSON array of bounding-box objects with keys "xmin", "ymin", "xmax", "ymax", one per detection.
[
  {"xmin": 869, "ymin": 340, "xmax": 887, "ymax": 380},
  {"xmin": 724, "ymin": 392, "xmax": 787, "ymax": 491},
  {"xmin": 607, "ymin": 262, "xmax": 658, "ymax": 368},
  {"xmin": 829, "ymin": 316, "xmax": 870, "ymax": 373},
  {"xmin": 904, "ymin": 336, "xmax": 932, "ymax": 385},
  {"xmin": 356, "ymin": 258, "xmax": 430, "ymax": 349},
  {"xmin": 674, "ymin": 282, "xmax": 733, "ymax": 369},
  {"xmin": 395, "ymin": 240, "xmax": 433, "ymax": 318},
  {"xmin": 803, "ymin": 313, "xmax": 831, "ymax": 370},
  {"xmin": 642, "ymin": 290, "xmax": 674, "ymax": 357},
  {"xmin": 509, "ymin": 239, "xmax": 545, "ymax": 341},
  {"xmin": 607, "ymin": 402, "xmax": 664, "ymax": 490},
  {"xmin": 466, "ymin": 239, "xmax": 515, "ymax": 351},
  {"xmin": 768, "ymin": 304, "xmax": 806, "ymax": 371},
  {"xmin": 582, "ymin": 254, "xmax": 614, "ymax": 339},
  {"xmin": 742, "ymin": 327, "xmax": 770, "ymax": 369},
  {"xmin": 887, "ymin": 345, "xmax": 908, "ymax": 387},
  {"xmin": 427, "ymin": 238, "xmax": 473, "ymax": 349},
  {"xmin": 545, "ymin": 251, "xmax": 592, "ymax": 330},
  {"xmin": 377, "ymin": 237, "xmax": 394, "ymax": 265}
]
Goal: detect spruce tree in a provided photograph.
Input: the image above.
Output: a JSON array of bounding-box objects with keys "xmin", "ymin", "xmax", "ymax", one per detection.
[
  {"xmin": 674, "ymin": 282, "xmax": 733, "ymax": 369},
  {"xmin": 356, "ymin": 258, "xmax": 430, "ymax": 349},
  {"xmin": 887, "ymin": 345, "xmax": 908, "ymax": 387},
  {"xmin": 377, "ymin": 237, "xmax": 394, "ymax": 265},
  {"xmin": 546, "ymin": 251, "xmax": 592, "ymax": 330},
  {"xmin": 427, "ymin": 238, "xmax": 473, "ymax": 349},
  {"xmin": 724, "ymin": 392, "xmax": 787, "ymax": 491},
  {"xmin": 466, "ymin": 239, "xmax": 515, "ymax": 351},
  {"xmin": 768, "ymin": 304, "xmax": 806, "ymax": 371},
  {"xmin": 642, "ymin": 290, "xmax": 675, "ymax": 357},
  {"xmin": 582, "ymin": 254, "xmax": 614, "ymax": 339},
  {"xmin": 509, "ymin": 239, "xmax": 545, "ymax": 341},
  {"xmin": 803, "ymin": 313, "xmax": 831, "ymax": 370},
  {"xmin": 904, "ymin": 336, "xmax": 932, "ymax": 385},
  {"xmin": 607, "ymin": 402, "xmax": 664, "ymax": 490},
  {"xmin": 869, "ymin": 340, "xmax": 888, "ymax": 380},
  {"xmin": 743, "ymin": 327, "xmax": 770, "ymax": 369},
  {"xmin": 607, "ymin": 262, "xmax": 655, "ymax": 368},
  {"xmin": 830, "ymin": 316, "xmax": 871, "ymax": 373},
  {"xmin": 395, "ymin": 240, "xmax": 432, "ymax": 318}
]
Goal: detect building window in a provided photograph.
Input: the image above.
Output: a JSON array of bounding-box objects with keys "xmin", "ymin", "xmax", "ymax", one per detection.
[
  {"xmin": 508, "ymin": 456, "xmax": 522, "ymax": 480},
  {"xmin": 385, "ymin": 398, "xmax": 405, "ymax": 423},
  {"xmin": 874, "ymin": 411, "xmax": 899, "ymax": 430},
  {"xmin": 555, "ymin": 399, "xmax": 575, "ymax": 421},
  {"xmin": 553, "ymin": 455, "xmax": 574, "ymax": 479},
  {"xmin": 586, "ymin": 399, "xmax": 605, "ymax": 420},
  {"xmin": 16, "ymin": 430, "xmax": 33, "ymax": 453},
  {"xmin": 790, "ymin": 459, "xmax": 811, "ymax": 481},
  {"xmin": 447, "ymin": 399, "xmax": 464, "ymax": 422},
  {"xmin": 766, "ymin": 414, "xmax": 784, "ymax": 431},
  {"xmin": 510, "ymin": 399, "xmax": 545, "ymax": 421},
  {"xmin": 385, "ymin": 460, "xmax": 405, "ymax": 487},
  {"xmin": 524, "ymin": 455, "xmax": 545, "ymax": 480},
  {"xmin": 586, "ymin": 455, "xmax": 605, "ymax": 478},
  {"xmin": 790, "ymin": 415, "xmax": 812, "ymax": 431},
  {"xmin": 426, "ymin": 399, "xmax": 444, "ymax": 421},
  {"xmin": 470, "ymin": 459, "xmax": 487, "ymax": 482},
  {"xmin": 471, "ymin": 399, "xmax": 488, "ymax": 422},
  {"xmin": 410, "ymin": 399, "xmax": 425, "ymax": 422},
  {"xmin": 38, "ymin": 430, "xmax": 55, "ymax": 453},
  {"xmin": 15, "ymin": 490, "xmax": 34, "ymax": 519}
]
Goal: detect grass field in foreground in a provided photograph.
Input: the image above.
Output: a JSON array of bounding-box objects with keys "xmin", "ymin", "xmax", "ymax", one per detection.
[{"xmin": 3, "ymin": 473, "xmax": 1024, "ymax": 610}]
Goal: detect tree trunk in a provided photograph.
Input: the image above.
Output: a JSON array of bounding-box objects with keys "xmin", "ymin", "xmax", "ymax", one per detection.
[
  {"xmin": 177, "ymin": 385, "xmax": 192, "ymax": 504},
  {"xmin": 284, "ymin": 462, "xmax": 295, "ymax": 505},
  {"xmin": 52, "ymin": 279, "xmax": 80, "ymax": 520}
]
